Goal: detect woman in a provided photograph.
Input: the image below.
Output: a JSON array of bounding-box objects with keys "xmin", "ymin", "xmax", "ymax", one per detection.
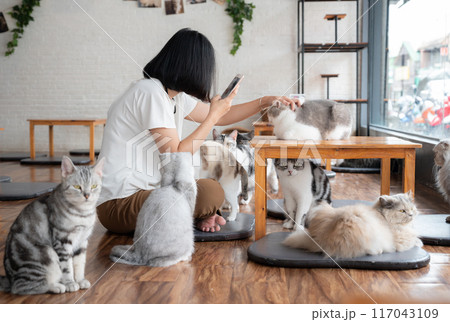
[{"xmin": 97, "ymin": 28, "xmax": 298, "ymax": 234}]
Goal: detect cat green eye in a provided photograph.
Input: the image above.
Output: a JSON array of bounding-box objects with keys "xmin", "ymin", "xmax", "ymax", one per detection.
[
  {"xmin": 91, "ymin": 184, "xmax": 98, "ymax": 189},
  {"xmin": 400, "ymin": 209, "xmax": 406, "ymax": 213},
  {"xmin": 73, "ymin": 185, "xmax": 81, "ymax": 190}
]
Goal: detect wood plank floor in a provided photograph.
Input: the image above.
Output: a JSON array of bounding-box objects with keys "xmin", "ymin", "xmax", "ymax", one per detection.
[{"xmin": 1, "ymin": 160, "xmax": 450, "ymax": 304}]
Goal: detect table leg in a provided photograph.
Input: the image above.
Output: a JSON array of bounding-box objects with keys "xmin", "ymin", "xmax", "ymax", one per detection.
[
  {"xmin": 254, "ymin": 150, "xmax": 267, "ymax": 240},
  {"xmin": 325, "ymin": 159, "xmax": 332, "ymax": 171},
  {"xmin": 381, "ymin": 158, "xmax": 391, "ymax": 195},
  {"xmin": 49, "ymin": 125, "xmax": 54, "ymax": 157},
  {"xmin": 29, "ymin": 122, "xmax": 35, "ymax": 159},
  {"xmin": 89, "ymin": 124, "xmax": 95, "ymax": 164},
  {"xmin": 403, "ymin": 149, "xmax": 416, "ymax": 197}
]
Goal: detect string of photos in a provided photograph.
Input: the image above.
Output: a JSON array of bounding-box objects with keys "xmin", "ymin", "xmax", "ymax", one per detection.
[{"xmin": 1, "ymin": 0, "xmax": 254, "ymax": 56}]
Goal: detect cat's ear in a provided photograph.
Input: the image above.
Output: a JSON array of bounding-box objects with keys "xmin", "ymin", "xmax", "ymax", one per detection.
[
  {"xmin": 93, "ymin": 157, "xmax": 105, "ymax": 177},
  {"xmin": 212, "ymin": 129, "xmax": 219, "ymax": 140},
  {"xmin": 379, "ymin": 195, "xmax": 395, "ymax": 209},
  {"xmin": 247, "ymin": 130, "xmax": 255, "ymax": 140},
  {"xmin": 274, "ymin": 100, "xmax": 282, "ymax": 108},
  {"xmin": 230, "ymin": 130, "xmax": 238, "ymax": 141},
  {"xmin": 61, "ymin": 156, "xmax": 76, "ymax": 178},
  {"xmin": 405, "ymin": 190, "xmax": 414, "ymax": 201}
]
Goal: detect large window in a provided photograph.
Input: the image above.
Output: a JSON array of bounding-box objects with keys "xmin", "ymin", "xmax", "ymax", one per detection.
[{"xmin": 378, "ymin": 0, "xmax": 450, "ymax": 139}]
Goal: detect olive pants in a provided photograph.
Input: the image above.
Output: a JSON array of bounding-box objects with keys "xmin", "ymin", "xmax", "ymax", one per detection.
[{"xmin": 97, "ymin": 178, "xmax": 224, "ymax": 234}]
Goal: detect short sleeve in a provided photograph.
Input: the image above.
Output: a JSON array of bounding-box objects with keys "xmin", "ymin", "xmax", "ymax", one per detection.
[
  {"xmin": 176, "ymin": 93, "xmax": 199, "ymax": 118},
  {"xmin": 134, "ymin": 89, "xmax": 176, "ymax": 131}
]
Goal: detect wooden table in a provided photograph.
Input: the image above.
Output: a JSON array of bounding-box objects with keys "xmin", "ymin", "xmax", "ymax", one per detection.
[
  {"xmin": 253, "ymin": 121, "xmax": 274, "ymax": 136},
  {"xmin": 250, "ymin": 136, "xmax": 422, "ymax": 240},
  {"xmin": 28, "ymin": 119, "xmax": 106, "ymax": 163}
]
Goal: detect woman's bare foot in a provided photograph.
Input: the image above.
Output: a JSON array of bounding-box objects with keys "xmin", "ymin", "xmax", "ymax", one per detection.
[{"xmin": 196, "ymin": 214, "xmax": 226, "ymax": 232}]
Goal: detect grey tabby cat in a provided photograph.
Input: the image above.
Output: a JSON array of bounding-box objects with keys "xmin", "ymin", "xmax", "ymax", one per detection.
[
  {"xmin": 274, "ymin": 159, "xmax": 331, "ymax": 229},
  {"xmin": 433, "ymin": 139, "xmax": 450, "ymax": 223},
  {"xmin": 267, "ymin": 99, "xmax": 352, "ymax": 141},
  {"xmin": 110, "ymin": 152, "xmax": 197, "ymax": 267},
  {"xmin": 0, "ymin": 156, "xmax": 104, "ymax": 295}
]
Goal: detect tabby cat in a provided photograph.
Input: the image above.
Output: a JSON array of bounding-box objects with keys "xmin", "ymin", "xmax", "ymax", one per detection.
[
  {"xmin": 0, "ymin": 156, "xmax": 104, "ymax": 295},
  {"xmin": 283, "ymin": 193, "xmax": 423, "ymax": 258},
  {"xmin": 433, "ymin": 139, "xmax": 450, "ymax": 223},
  {"xmin": 275, "ymin": 158, "xmax": 331, "ymax": 229}
]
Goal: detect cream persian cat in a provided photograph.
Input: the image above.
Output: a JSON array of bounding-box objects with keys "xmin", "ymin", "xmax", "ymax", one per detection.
[{"xmin": 283, "ymin": 193, "xmax": 423, "ymax": 258}]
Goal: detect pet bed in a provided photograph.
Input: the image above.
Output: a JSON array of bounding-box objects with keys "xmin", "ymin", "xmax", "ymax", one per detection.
[
  {"xmin": 0, "ymin": 176, "xmax": 11, "ymax": 183},
  {"xmin": 0, "ymin": 182, "xmax": 59, "ymax": 201},
  {"xmin": 331, "ymin": 166, "xmax": 380, "ymax": 173},
  {"xmin": 20, "ymin": 156, "xmax": 91, "ymax": 165},
  {"xmin": 248, "ymin": 231, "xmax": 430, "ymax": 270},
  {"xmin": 0, "ymin": 152, "xmax": 46, "ymax": 162},
  {"xmin": 194, "ymin": 212, "xmax": 254, "ymax": 242},
  {"xmin": 69, "ymin": 149, "xmax": 100, "ymax": 156}
]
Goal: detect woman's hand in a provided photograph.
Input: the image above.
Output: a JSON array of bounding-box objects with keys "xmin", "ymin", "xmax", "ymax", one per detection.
[
  {"xmin": 207, "ymin": 85, "xmax": 239, "ymax": 124},
  {"xmin": 260, "ymin": 95, "xmax": 302, "ymax": 111}
]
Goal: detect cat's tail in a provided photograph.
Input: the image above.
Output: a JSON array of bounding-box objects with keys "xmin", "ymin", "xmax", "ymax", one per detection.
[
  {"xmin": 109, "ymin": 245, "xmax": 144, "ymax": 266},
  {"xmin": 0, "ymin": 275, "xmax": 11, "ymax": 293},
  {"xmin": 283, "ymin": 229, "xmax": 322, "ymax": 252}
]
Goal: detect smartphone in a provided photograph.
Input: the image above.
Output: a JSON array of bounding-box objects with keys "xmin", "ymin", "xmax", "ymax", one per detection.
[{"xmin": 221, "ymin": 74, "xmax": 244, "ymax": 99}]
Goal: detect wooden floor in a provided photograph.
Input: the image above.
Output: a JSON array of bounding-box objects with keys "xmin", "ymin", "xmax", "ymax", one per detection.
[{"xmin": 1, "ymin": 160, "xmax": 450, "ymax": 304}]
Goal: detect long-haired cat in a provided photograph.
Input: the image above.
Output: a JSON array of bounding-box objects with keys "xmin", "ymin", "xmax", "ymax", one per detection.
[
  {"xmin": 433, "ymin": 139, "xmax": 450, "ymax": 223},
  {"xmin": 0, "ymin": 156, "xmax": 104, "ymax": 295},
  {"xmin": 267, "ymin": 99, "xmax": 352, "ymax": 141},
  {"xmin": 283, "ymin": 193, "xmax": 423, "ymax": 258},
  {"xmin": 110, "ymin": 152, "xmax": 196, "ymax": 267},
  {"xmin": 275, "ymin": 158, "xmax": 331, "ymax": 229}
]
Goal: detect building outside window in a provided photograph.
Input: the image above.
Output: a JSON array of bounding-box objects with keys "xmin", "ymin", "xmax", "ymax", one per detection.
[{"xmin": 380, "ymin": 0, "xmax": 450, "ymax": 139}]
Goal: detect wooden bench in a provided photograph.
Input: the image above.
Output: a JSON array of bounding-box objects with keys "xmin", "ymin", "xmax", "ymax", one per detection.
[
  {"xmin": 250, "ymin": 136, "xmax": 422, "ymax": 240},
  {"xmin": 28, "ymin": 119, "xmax": 106, "ymax": 163}
]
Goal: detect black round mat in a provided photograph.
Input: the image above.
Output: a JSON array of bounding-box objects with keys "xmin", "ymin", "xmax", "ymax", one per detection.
[
  {"xmin": 332, "ymin": 166, "xmax": 380, "ymax": 173},
  {"xmin": 194, "ymin": 212, "xmax": 254, "ymax": 242},
  {"xmin": 415, "ymin": 214, "xmax": 450, "ymax": 246},
  {"xmin": 0, "ymin": 182, "xmax": 59, "ymax": 201},
  {"xmin": 69, "ymin": 149, "xmax": 101, "ymax": 156},
  {"xmin": 0, "ymin": 152, "xmax": 47, "ymax": 162},
  {"xmin": 248, "ymin": 232, "xmax": 430, "ymax": 270},
  {"xmin": 20, "ymin": 156, "xmax": 91, "ymax": 165}
]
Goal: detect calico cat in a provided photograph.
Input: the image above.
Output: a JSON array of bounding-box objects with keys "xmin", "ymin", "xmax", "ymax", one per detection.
[
  {"xmin": 267, "ymin": 99, "xmax": 352, "ymax": 141},
  {"xmin": 283, "ymin": 193, "xmax": 423, "ymax": 258},
  {"xmin": 110, "ymin": 152, "xmax": 196, "ymax": 267},
  {"xmin": 212, "ymin": 129, "xmax": 255, "ymax": 205},
  {"xmin": 433, "ymin": 139, "xmax": 450, "ymax": 223},
  {"xmin": 0, "ymin": 156, "xmax": 104, "ymax": 295},
  {"xmin": 275, "ymin": 158, "xmax": 331, "ymax": 229}
]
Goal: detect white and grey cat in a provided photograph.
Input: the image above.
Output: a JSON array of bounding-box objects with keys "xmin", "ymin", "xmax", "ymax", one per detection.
[
  {"xmin": 283, "ymin": 193, "xmax": 423, "ymax": 258},
  {"xmin": 433, "ymin": 139, "xmax": 450, "ymax": 223},
  {"xmin": 267, "ymin": 99, "xmax": 352, "ymax": 141},
  {"xmin": 0, "ymin": 156, "xmax": 104, "ymax": 295},
  {"xmin": 110, "ymin": 152, "xmax": 196, "ymax": 267},
  {"xmin": 275, "ymin": 158, "xmax": 331, "ymax": 229}
]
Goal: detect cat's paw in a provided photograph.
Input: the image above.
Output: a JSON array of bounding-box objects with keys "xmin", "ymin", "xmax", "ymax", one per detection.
[
  {"xmin": 239, "ymin": 198, "xmax": 250, "ymax": 205},
  {"xmin": 48, "ymin": 283, "xmax": 66, "ymax": 294},
  {"xmin": 283, "ymin": 220, "xmax": 294, "ymax": 229},
  {"xmin": 64, "ymin": 281, "xmax": 80, "ymax": 292},
  {"xmin": 78, "ymin": 279, "xmax": 91, "ymax": 290},
  {"xmin": 227, "ymin": 213, "xmax": 237, "ymax": 222},
  {"xmin": 415, "ymin": 238, "xmax": 424, "ymax": 248}
]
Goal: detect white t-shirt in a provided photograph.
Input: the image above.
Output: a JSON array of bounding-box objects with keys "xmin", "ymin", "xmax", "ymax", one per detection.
[{"xmin": 97, "ymin": 78, "xmax": 198, "ymax": 206}]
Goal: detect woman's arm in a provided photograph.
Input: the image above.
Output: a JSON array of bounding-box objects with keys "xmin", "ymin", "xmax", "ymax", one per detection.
[
  {"xmin": 151, "ymin": 87, "xmax": 239, "ymax": 154},
  {"xmin": 186, "ymin": 96, "xmax": 300, "ymax": 126}
]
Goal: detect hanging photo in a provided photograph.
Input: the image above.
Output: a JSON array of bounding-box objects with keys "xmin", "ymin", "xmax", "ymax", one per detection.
[
  {"xmin": 213, "ymin": 0, "xmax": 225, "ymax": 5},
  {"xmin": 0, "ymin": 12, "xmax": 8, "ymax": 33},
  {"xmin": 138, "ymin": 0, "xmax": 162, "ymax": 8},
  {"xmin": 187, "ymin": 0, "xmax": 207, "ymax": 4},
  {"xmin": 165, "ymin": 0, "xmax": 184, "ymax": 15}
]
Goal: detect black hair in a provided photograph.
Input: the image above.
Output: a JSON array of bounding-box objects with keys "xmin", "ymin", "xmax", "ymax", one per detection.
[{"xmin": 143, "ymin": 28, "xmax": 216, "ymax": 102}]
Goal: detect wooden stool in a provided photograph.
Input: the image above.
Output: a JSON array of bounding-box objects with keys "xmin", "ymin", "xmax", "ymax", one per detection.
[
  {"xmin": 28, "ymin": 119, "xmax": 106, "ymax": 164},
  {"xmin": 324, "ymin": 14, "xmax": 347, "ymax": 42},
  {"xmin": 321, "ymin": 74, "xmax": 339, "ymax": 99}
]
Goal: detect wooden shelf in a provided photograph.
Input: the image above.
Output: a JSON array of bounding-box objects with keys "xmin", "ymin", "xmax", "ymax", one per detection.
[
  {"xmin": 299, "ymin": 42, "xmax": 368, "ymax": 53},
  {"xmin": 324, "ymin": 14, "xmax": 347, "ymax": 20}
]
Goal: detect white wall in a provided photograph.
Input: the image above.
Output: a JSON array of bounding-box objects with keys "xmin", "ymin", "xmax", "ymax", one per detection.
[{"xmin": 0, "ymin": 0, "xmax": 358, "ymax": 152}]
